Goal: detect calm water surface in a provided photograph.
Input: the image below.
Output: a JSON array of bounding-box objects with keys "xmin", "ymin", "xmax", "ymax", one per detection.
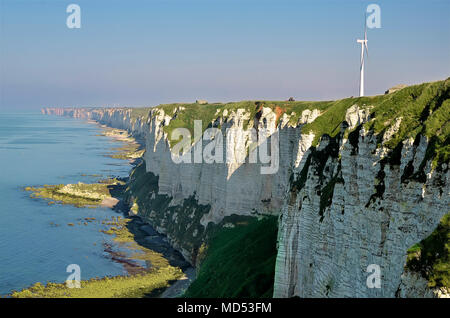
[{"xmin": 0, "ymin": 112, "xmax": 133, "ymax": 295}]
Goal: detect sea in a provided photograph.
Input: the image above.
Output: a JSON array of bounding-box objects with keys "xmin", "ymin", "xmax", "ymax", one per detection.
[{"xmin": 0, "ymin": 112, "xmax": 133, "ymax": 295}]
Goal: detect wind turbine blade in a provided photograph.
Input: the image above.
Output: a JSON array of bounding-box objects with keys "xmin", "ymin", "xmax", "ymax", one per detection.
[
  {"xmin": 364, "ymin": 11, "xmax": 367, "ymax": 38},
  {"xmin": 364, "ymin": 12, "xmax": 368, "ymax": 54},
  {"xmin": 364, "ymin": 12, "xmax": 368, "ymax": 59}
]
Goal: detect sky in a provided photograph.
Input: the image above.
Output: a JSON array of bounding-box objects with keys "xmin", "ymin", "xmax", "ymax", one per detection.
[{"xmin": 0, "ymin": 0, "xmax": 449, "ymax": 111}]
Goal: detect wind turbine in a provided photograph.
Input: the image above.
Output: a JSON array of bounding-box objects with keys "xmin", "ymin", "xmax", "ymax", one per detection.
[{"xmin": 357, "ymin": 17, "xmax": 369, "ymax": 97}]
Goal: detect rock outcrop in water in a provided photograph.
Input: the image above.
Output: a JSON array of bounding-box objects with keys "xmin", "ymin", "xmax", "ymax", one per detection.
[{"xmin": 42, "ymin": 78, "xmax": 449, "ymax": 297}]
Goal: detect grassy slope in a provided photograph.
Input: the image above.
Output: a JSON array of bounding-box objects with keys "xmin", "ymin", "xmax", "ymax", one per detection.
[
  {"xmin": 406, "ymin": 214, "xmax": 449, "ymax": 288},
  {"xmin": 183, "ymin": 217, "xmax": 278, "ymax": 298}
]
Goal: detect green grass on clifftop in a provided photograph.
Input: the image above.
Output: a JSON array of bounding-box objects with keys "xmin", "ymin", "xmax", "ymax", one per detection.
[
  {"xmin": 183, "ymin": 216, "xmax": 278, "ymax": 298},
  {"xmin": 157, "ymin": 100, "xmax": 333, "ymax": 147},
  {"xmin": 152, "ymin": 78, "xmax": 449, "ymax": 166},
  {"xmin": 128, "ymin": 107, "xmax": 152, "ymax": 123},
  {"xmin": 302, "ymin": 78, "xmax": 449, "ymax": 160}
]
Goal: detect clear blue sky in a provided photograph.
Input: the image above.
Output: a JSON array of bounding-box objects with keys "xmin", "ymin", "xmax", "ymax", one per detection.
[{"xmin": 0, "ymin": 0, "xmax": 449, "ymax": 110}]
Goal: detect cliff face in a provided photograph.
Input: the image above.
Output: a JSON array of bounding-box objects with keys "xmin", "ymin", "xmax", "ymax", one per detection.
[
  {"xmin": 142, "ymin": 106, "xmax": 318, "ymax": 225},
  {"xmin": 274, "ymin": 127, "xmax": 448, "ymax": 297},
  {"xmin": 42, "ymin": 107, "xmax": 149, "ymax": 139},
  {"xmin": 42, "ymin": 78, "xmax": 449, "ymax": 297}
]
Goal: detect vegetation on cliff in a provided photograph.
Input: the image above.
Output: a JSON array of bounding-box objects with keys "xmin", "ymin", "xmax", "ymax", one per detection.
[
  {"xmin": 157, "ymin": 100, "xmax": 331, "ymax": 147},
  {"xmin": 406, "ymin": 213, "xmax": 449, "ymax": 289},
  {"xmin": 154, "ymin": 78, "xmax": 448, "ymax": 168},
  {"xmin": 183, "ymin": 216, "xmax": 278, "ymax": 298},
  {"xmin": 124, "ymin": 161, "xmax": 211, "ymax": 262},
  {"xmin": 128, "ymin": 107, "xmax": 152, "ymax": 123},
  {"xmin": 300, "ymin": 78, "xmax": 449, "ymax": 168}
]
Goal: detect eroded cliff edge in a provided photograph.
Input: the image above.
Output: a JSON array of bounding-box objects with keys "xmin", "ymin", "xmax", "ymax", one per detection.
[{"xmin": 42, "ymin": 78, "xmax": 449, "ymax": 297}]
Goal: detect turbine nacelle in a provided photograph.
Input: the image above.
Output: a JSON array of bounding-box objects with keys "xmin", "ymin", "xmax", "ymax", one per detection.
[{"xmin": 357, "ymin": 39, "xmax": 369, "ymax": 60}]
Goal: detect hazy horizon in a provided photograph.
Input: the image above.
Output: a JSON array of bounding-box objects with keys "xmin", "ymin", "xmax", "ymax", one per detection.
[{"xmin": 1, "ymin": 0, "xmax": 449, "ymax": 110}]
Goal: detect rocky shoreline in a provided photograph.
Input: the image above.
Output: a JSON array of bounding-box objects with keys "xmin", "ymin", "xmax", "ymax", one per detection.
[{"xmin": 12, "ymin": 121, "xmax": 195, "ymax": 298}]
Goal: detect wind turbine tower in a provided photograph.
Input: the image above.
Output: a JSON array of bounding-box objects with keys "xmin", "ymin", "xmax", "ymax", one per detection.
[{"xmin": 357, "ymin": 20, "xmax": 369, "ymax": 97}]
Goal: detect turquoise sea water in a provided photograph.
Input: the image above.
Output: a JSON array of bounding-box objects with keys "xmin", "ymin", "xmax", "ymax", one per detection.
[{"xmin": 0, "ymin": 113, "xmax": 133, "ymax": 295}]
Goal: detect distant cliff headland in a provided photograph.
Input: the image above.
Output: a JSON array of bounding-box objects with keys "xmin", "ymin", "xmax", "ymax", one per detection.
[{"xmin": 42, "ymin": 78, "xmax": 449, "ymax": 298}]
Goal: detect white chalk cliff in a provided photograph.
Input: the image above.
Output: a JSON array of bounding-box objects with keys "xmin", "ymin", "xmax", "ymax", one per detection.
[{"xmin": 42, "ymin": 80, "xmax": 449, "ymax": 297}]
